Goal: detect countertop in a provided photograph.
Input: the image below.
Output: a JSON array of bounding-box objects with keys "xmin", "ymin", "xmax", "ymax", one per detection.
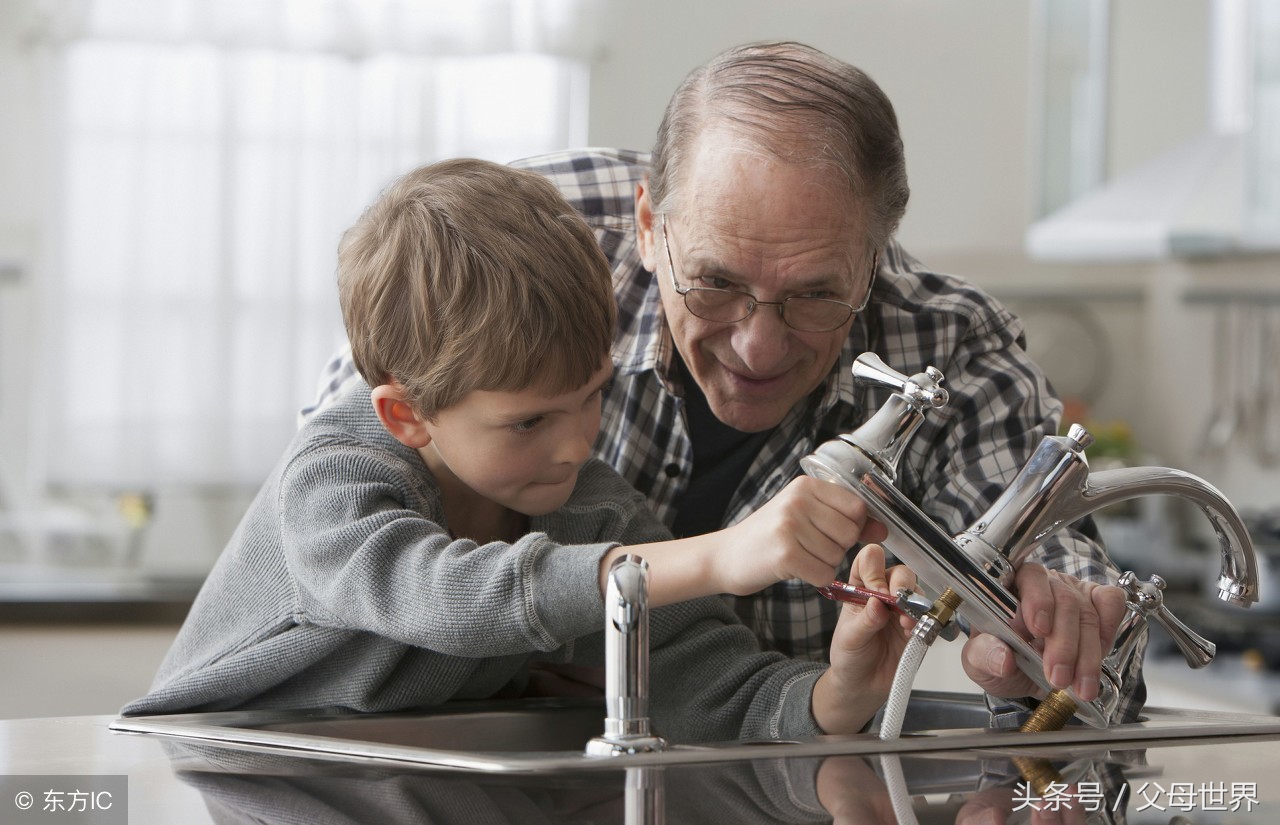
[{"xmin": 5, "ymin": 708, "xmax": 1280, "ymax": 824}]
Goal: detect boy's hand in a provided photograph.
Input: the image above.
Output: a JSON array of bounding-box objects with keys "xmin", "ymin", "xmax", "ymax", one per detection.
[
  {"xmin": 713, "ymin": 477, "xmax": 888, "ymax": 597},
  {"xmin": 812, "ymin": 544, "xmax": 917, "ymax": 734},
  {"xmin": 815, "ymin": 755, "xmax": 898, "ymax": 824},
  {"xmin": 608, "ymin": 477, "xmax": 886, "ymax": 609}
]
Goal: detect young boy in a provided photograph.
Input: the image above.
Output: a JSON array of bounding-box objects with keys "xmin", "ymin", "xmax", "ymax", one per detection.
[{"xmin": 123, "ymin": 159, "xmax": 912, "ymax": 742}]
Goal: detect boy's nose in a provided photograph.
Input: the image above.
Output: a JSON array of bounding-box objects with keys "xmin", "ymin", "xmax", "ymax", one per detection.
[{"xmin": 559, "ymin": 422, "xmax": 594, "ymax": 466}]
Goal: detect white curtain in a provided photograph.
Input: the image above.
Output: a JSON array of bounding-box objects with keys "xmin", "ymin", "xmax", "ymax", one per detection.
[{"xmin": 37, "ymin": 0, "xmax": 595, "ymax": 488}]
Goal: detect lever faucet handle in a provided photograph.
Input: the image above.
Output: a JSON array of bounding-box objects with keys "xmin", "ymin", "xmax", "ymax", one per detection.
[
  {"xmin": 852, "ymin": 353, "xmax": 949, "ymax": 410},
  {"xmin": 1118, "ymin": 571, "xmax": 1217, "ymax": 669}
]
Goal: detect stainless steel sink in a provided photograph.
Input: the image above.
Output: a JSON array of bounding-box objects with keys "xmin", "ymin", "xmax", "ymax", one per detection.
[{"xmin": 110, "ymin": 690, "xmax": 1280, "ymax": 773}]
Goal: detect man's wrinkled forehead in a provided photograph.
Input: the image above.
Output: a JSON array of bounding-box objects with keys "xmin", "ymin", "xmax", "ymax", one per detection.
[
  {"xmin": 696, "ymin": 113, "xmax": 856, "ymax": 179},
  {"xmin": 679, "ymin": 133, "xmax": 868, "ymax": 246},
  {"xmin": 668, "ymin": 121, "xmax": 858, "ymax": 212}
]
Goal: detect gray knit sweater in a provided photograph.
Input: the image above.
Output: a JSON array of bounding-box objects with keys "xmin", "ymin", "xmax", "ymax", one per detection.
[{"xmin": 123, "ymin": 386, "xmax": 828, "ymax": 744}]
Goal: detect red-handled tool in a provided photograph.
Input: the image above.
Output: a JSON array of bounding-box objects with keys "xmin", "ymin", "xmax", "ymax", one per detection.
[
  {"xmin": 816, "ymin": 580, "xmax": 915, "ymax": 619},
  {"xmin": 816, "ymin": 580, "xmax": 961, "ymax": 641}
]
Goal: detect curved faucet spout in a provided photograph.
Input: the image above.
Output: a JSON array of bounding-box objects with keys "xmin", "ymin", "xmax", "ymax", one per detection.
[
  {"xmin": 956, "ymin": 424, "xmax": 1259, "ymax": 610},
  {"xmin": 1074, "ymin": 467, "xmax": 1258, "ymax": 608}
]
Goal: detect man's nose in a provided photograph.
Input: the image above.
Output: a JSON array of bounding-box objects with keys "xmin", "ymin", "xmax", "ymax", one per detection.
[{"xmin": 731, "ymin": 303, "xmax": 792, "ymax": 372}]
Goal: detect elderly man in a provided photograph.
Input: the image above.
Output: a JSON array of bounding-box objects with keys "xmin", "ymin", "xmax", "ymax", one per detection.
[{"xmin": 305, "ymin": 41, "xmax": 1142, "ymax": 721}]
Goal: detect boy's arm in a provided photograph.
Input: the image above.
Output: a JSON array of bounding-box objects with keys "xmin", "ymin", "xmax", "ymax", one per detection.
[
  {"xmin": 598, "ymin": 475, "xmax": 887, "ymax": 607},
  {"xmin": 570, "ymin": 466, "xmax": 907, "ymax": 740},
  {"xmin": 628, "ymin": 596, "xmax": 829, "ymax": 743},
  {"xmin": 627, "ymin": 593, "xmax": 896, "ymax": 743},
  {"xmin": 280, "ymin": 444, "xmax": 610, "ymax": 655}
]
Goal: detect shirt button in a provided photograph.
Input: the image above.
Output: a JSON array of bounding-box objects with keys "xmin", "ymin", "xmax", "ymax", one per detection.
[{"xmin": 663, "ymin": 463, "xmax": 681, "ymax": 478}]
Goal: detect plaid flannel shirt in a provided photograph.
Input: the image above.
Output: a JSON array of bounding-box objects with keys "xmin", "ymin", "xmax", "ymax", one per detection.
[{"xmin": 302, "ymin": 148, "xmax": 1145, "ymax": 724}]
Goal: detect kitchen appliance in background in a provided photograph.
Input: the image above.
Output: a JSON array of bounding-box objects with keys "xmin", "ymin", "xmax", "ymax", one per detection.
[{"xmin": 1194, "ymin": 297, "xmax": 1280, "ymax": 465}]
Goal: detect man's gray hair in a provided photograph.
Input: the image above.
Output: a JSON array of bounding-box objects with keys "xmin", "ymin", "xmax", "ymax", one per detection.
[{"xmin": 650, "ymin": 41, "xmax": 909, "ymax": 256}]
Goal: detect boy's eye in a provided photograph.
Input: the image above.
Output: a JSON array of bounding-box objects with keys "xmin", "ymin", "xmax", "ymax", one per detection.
[{"xmin": 510, "ymin": 416, "xmax": 544, "ymax": 434}]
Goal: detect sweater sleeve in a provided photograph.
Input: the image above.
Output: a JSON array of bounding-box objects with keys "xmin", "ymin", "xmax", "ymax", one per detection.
[
  {"xmin": 648, "ymin": 598, "xmax": 827, "ymax": 743},
  {"xmin": 553, "ymin": 461, "xmax": 830, "ymax": 743},
  {"xmin": 277, "ymin": 442, "xmax": 613, "ymax": 655},
  {"xmin": 568, "ymin": 591, "xmax": 827, "ymax": 744}
]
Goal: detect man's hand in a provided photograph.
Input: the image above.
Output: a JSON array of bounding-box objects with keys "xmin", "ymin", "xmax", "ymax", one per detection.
[
  {"xmin": 961, "ymin": 563, "xmax": 1128, "ymax": 702},
  {"xmin": 813, "ymin": 544, "xmax": 916, "ymax": 733}
]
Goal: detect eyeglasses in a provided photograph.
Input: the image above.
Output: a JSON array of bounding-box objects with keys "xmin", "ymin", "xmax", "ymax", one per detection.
[{"xmin": 660, "ymin": 215, "xmax": 875, "ymax": 333}]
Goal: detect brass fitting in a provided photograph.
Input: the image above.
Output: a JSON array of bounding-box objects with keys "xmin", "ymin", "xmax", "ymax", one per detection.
[
  {"xmin": 926, "ymin": 587, "xmax": 963, "ymax": 625},
  {"xmin": 1019, "ymin": 688, "xmax": 1078, "ymax": 733},
  {"xmin": 1010, "ymin": 688, "xmax": 1078, "ymax": 797}
]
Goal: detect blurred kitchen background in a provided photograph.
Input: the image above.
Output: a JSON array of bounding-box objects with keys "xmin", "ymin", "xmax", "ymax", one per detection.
[{"xmin": 2, "ymin": 0, "xmax": 1279, "ymax": 719}]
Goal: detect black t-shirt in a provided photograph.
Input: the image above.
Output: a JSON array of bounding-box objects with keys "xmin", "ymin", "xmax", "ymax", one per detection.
[{"xmin": 670, "ymin": 354, "xmax": 776, "ymax": 539}]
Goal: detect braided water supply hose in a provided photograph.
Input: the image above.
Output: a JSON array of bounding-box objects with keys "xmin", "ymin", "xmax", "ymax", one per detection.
[
  {"xmin": 879, "ymin": 589, "xmax": 962, "ymax": 825},
  {"xmin": 879, "ymin": 588, "xmax": 963, "ymax": 740},
  {"xmin": 878, "ymin": 586, "xmax": 1083, "ymax": 818}
]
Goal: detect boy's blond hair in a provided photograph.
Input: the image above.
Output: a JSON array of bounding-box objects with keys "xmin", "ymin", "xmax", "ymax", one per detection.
[{"xmin": 338, "ymin": 159, "xmax": 616, "ymax": 417}]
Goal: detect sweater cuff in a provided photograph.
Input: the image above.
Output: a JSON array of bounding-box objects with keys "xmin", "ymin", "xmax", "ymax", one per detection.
[
  {"xmin": 770, "ymin": 668, "xmax": 826, "ymax": 740},
  {"xmin": 772, "ymin": 757, "xmax": 829, "ymax": 817},
  {"xmin": 528, "ymin": 539, "xmax": 613, "ymax": 644}
]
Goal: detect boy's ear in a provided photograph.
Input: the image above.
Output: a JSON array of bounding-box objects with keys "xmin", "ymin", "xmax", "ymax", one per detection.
[
  {"xmin": 370, "ymin": 383, "xmax": 432, "ymax": 449},
  {"xmin": 634, "ymin": 176, "xmax": 658, "ymax": 274}
]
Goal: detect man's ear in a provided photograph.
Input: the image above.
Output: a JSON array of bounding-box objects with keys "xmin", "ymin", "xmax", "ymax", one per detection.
[
  {"xmin": 634, "ymin": 176, "xmax": 658, "ymax": 274},
  {"xmin": 370, "ymin": 383, "xmax": 432, "ymax": 449}
]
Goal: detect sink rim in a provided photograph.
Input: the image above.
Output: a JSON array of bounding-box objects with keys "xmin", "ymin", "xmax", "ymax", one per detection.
[{"xmin": 108, "ymin": 691, "xmax": 1280, "ymax": 774}]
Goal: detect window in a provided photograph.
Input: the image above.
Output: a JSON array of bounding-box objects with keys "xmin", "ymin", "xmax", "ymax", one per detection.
[
  {"xmin": 1027, "ymin": 0, "xmax": 1280, "ymax": 259},
  {"xmin": 39, "ymin": 0, "xmax": 593, "ymax": 488}
]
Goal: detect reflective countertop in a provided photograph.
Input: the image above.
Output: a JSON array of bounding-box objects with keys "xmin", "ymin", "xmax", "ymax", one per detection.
[{"xmin": 4, "ymin": 704, "xmax": 1280, "ymax": 824}]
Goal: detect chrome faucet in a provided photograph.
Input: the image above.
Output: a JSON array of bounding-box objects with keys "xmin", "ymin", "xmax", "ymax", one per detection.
[
  {"xmin": 953, "ymin": 423, "xmax": 1257, "ymax": 609},
  {"xmin": 802, "ymin": 353, "xmax": 1260, "ymax": 728},
  {"xmin": 586, "ymin": 554, "xmax": 668, "ymax": 756}
]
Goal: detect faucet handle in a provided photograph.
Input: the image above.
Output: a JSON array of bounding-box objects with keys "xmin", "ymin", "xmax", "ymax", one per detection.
[
  {"xmin": 852, "ymin": 353, "xmax": 949, "ymax": 410},
  {"xmin": 1064, "ymin": 423, "xmax": 1095, "ymax": 453},
  {"xmin": 1118, "ymin": 571, "xmax": 1216, "ymax": 669}
]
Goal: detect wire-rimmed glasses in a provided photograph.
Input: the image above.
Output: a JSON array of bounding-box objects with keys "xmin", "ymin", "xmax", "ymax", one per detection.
[{"xmin": 660, "ymin": 215, "xmax": 875, "ymax": 333}]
